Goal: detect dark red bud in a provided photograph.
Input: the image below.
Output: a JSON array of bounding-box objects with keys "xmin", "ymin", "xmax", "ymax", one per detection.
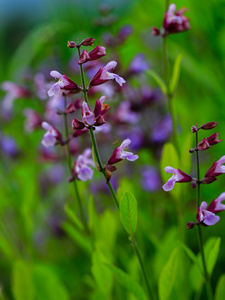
[
  {"xmin": 152, "ymin": 27, "xmax": 161, "ymax": 36},
  {"xmin": 201, "ymin": 176, "xmax": 217, "ymax": 184},
  {"xmin": 80, "ymin": 38, "xmax": 95, "ymax": 46},
  {"xmin": 67, "ymin": 41, "xmax": 76, "ymax": 48},
  {"xmin": 189, "ymin": 148, "xmax": 195, "ymax": 153},
  {"xmin": 186, "ymin": 222, "xmax": 195, "ymax": 230},
  {"xmin": 200, "ymin": 122, "xmax": 218, "ymax": 130}
]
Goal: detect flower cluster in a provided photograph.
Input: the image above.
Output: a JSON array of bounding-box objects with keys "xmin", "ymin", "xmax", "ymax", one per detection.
[{"xmin": 163, "ymin": 122, "xmax": 225, "ymax": 227}]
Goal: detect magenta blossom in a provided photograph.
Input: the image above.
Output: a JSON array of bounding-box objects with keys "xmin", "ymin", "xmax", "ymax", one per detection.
[
  {"xmin": 89, "ymin": 61, "xmax": 126, "ymax": 87},
  {"xmin": 72, "ymin": 97, "xmax": 110, "ymax": 129},
  {"xmin": 78, "ymin": 45, "xmax": 106, "ymax": 64},
  {"xmin": 23, "ymin": 108, "xmax": 42, "ymax": 132},
  {"xmin": 162, "ymin": 166, "xmax": 192, "ymax": 191},
  {"xmin": 48, "ymin": 71, "xmax": 80, "ymax": 97},
  {"xmin": 197, "ymin": 133, "xmax": 222, "ymax": 151},
  {"xmin": 153, "ymin": 4, "xmax": 190, "ymax": 37},
  {"xmin": 195, "ymin": 193, "xmax": 225, "ymax": 226},
  {"xmin": 107, "ymin": 139, "xmax": 138, "ymax": 165},
  {"xmin": 203, "ymin": 155, "xmax": 225, "ymax": 182},
  {"xmin": 1, "ymin": 81, "xmax": 31, "ymax": 115},
  {"xmin": 41, "ymin": 122, "xmax": 63, "ymax": 148},
  {"xmin": 73, "ymin": 148, "xmax": 95, "ymax": 181}
]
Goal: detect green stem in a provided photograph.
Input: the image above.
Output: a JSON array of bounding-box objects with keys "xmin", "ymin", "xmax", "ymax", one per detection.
[
  {"xmin": 195, "ymin": 131, "xmax": 213, "ymax": 300},
  {"xmin": 164, "ymin": 0, "xmax": 169, "ymax": 12},
  {"xmin": 63, "ymin": 96, "xmax": 89, "ymax": 234},
  {"xmin": 132, "ymin": 239, "xmax": 155, "ymax": 300}
]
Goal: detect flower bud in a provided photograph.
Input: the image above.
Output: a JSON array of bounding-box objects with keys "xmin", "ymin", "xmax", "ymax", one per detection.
[
  {"xmin": 191, "ymin": 125, "xmax": 198, "ymax": 133},
  {"xmin": 80, "ymin": 38, "xmax": 95, "ymax": 46},
  {"xmin": 67, "ymin": 41, "xmax": 76, "ymax": 48},
  {"xmin": 186, "ymin": 222, "xmax": 195, "ymax": 230},
  {"xmin": 199, "ymin": 122, "xmax": 218, "ymax": 130}
]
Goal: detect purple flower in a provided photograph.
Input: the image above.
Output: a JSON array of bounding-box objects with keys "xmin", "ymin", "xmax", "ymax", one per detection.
[
  {"xmin": 116, "ymin": 101, "xmax": 139, "ymax": 124},
  {"xmin": 203, "ymin": 156, "xmax": 225, "ymax": 182},
  {"xmin": 129, "ymin": 54, "xmax": 149, "ymax": 74},
  {"xmin": 141, "ymin": 166, "xmax": 161, "ymax": 192},
  {"xmin": 195, "ymin": 194, "xmax": 225, "ymax": 226},
  {"xmin": 197, "ymin": 133, "xmax": 222, "ymax": 151},
  {"xmin": 72, "ymin": 97, "xmax": 110, "ymax": 129},
  {"xmin": 78, "ymin": 45, "xmax": 106, "ymax": 64},
  {"xmin": 41, "ymin": 122, "xmax": 62, "ymax": 148},
  {"xmin": 107, "ymin": 139, "xmax": 138, "ymax": 165},
  {"xmin": 162, "ymin": 166, "xmax": 192, "ymax": 191},
  {"xmin": 48, "ymin": 71, "xmax": 80, "ymax": 97},
  {"xmin": 1, "ymin": 81, "xmax": 31, "ymax": 115},
  {"xmin": 23, "ymin": 108, "xmax": 42, "ymax": 132},
  {"xmin": 0, "ymin": 135, "xmax": 19, "ymax": 157},
  {"xmin": 73, "ymin": 148, "xmax": 95, "ymax": 181},
  {"xmin": 89, "ymin": 61, "xmax": 126, "ymax": 87},
  {"xmin": 153, "ymin": 4, "xmax": 190, "ymax": 37}
]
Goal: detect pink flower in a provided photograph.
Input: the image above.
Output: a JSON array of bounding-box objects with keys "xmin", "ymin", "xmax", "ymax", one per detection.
[
  {"xmin": 196, "ymin": 202, "xmax": 220, "ymax": 226},
  {"xmin": 89, "ymin": 61, "xmax": 126, "ymax": 87},
  {"xmin": 197, "ymin": 133, "xmax": 222, "ymax": 151},
  {"xmin": 153, "ymin": 4, "xmax": 190, "ymax": 37},
  {"xmin": 162, "ymin": 166, "xmax": 192, "ymax": 191},
  {"xmin": 78, "ymin": 46, "xmax": 106, "ymax": 64},
  {"xmin": 23, "ymin": 108, "xmax": 42, "ymax": 132},
  {"xmin": 107, "ymin": 139, "xmax": 138, "ymax": 165},
  {"xmin": 73, "ymin": 148, "xmax": 95, "ymax": 181},
  {"xmin": 72, "ymin": 97, "xmax": 110, "ymax": 129},
  {"xmin": 41, "ymin": 122, "xmax": 62, "ymax": 147},
  {"xmin": 1, "ymin": 81, "xmax": 31, "ymax": 115},
  {"xmin": 204, "ymin": 155, "xmax": 225, "ymax": 179},
  {"xmin": 207, "ymin": 192, "xmax": 225, "ymax": 213},
  {"xmin": 48, "ymin": 71, "xmax": 80, "ymax": 97}
]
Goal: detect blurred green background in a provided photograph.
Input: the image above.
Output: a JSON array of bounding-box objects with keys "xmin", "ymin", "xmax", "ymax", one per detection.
[{"xmin": 1, "ymin": 0, "xmax": 225, "ymax": 299}]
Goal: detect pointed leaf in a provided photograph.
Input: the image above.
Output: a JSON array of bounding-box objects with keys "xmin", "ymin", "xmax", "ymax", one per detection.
[
  {"xmin": 104, "ymin": 263, "xmax": 148, "ymax": 300},
  {"xmin": 64, "ymin": 203, "xmax": 83, "ymax": 230},
  {"xmin": 120, "ymin": 192, "xmax": 138, "ymax": 235},
  {"xmin": 146, "ymin": 70, "xmax": 167, "ymax": 95},
  {"xmin": 169, "ymin": 54, "xmax": 182, "ymax": 96},
  {"xmin": 158, "ymin": 247, "xmax": 179, "ymax": 300},
  {"xmin": 206, "ymin": 237, "xmax": 221, "ymax": 275},
  {"xmin": 12, "ymin": 260, "xmax": 34, "ymax": 300},
  {"xmin": 215, "ymin": 274, "xmax": 225, "ymax": 300},
  {"xmin": 179, "ymin": 242, "xmax": 201, "ymax": 270}
]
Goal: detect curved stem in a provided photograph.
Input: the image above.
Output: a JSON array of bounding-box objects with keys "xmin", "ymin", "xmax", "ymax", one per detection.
[{"xmin": 63, "ymin": 96, "xmax": 89, "ymax": 234}]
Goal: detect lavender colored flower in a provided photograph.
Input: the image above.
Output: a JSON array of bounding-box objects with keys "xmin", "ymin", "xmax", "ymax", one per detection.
[
  {"xmin": 34, "ymin": 73, "xmax": 53, "ymax": 100},
  {"xmin": 129, "ymin": 54, "xmax": 149, "ymax": 74},
  {"xmin": 73, "ymin": 148, "xmax": 95, "ymax": 181},
  {"xmin": 41, "ymin": 122, "xmax": 62, "ymax": 148},
  {"xmin": 107, "ymin": 139, "xmax": 138, "ymax": 165},
  {"xmin": 162, "ymin": 166, "xmax": 192, "ymax": 191},
  {"xmin": 89, "ymin": 61, "xmax": 126, "ymax": 87},
  {"xmin": 48, "ymin": 71, "xmax": 80, "ymax": 97},
  {"xmin": 151, "ymin": 115, "xmax": 172, "ymax": 143},
  {"xmin": 141, "ymin": 166, "xmax": 161, "ymax": 192},
  {"xmin": 23, "ymin": 108, "xmax": 42, "ymax": 132},
  {"xmin": 116, "ymin": 101, "xmax": 139, "ymax": 124},
  {"xmin": 1, "ymin": 135, "xmax": 19, "ymax": 157},
  {"xmin": 1, "ymin": 81, "xmax": 31, "ymax": 115}
]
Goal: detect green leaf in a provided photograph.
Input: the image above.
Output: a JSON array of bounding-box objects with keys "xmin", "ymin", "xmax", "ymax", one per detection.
[
  {"xmin": 62, "ymin": 222, "xmax": 92, "ymax": 254},
  {"xmin": 215, "ymin": 274, "xmax": 225, "ymax": 300},
  {"xmin": 120, "ymin": 192, "xmax": 138, "ymax": 235},
  {"xmin": 91, "ymin": 250, "xmax": 113, "ymax": 295},
  {"xmin": 146, "ymin": 70, "xmax": 167, "ymax": 95},
  {"xmin": 12, "ymin": 260, "xmax": 34, "ymax": 300},
  {"xmin": 64, "ymin": 203, "xmax": 83, "ymax": 230},
  {"xmin": 158, "ymin": 247, "xmax": 179, "ymax": 300},
  {"xmin": 206, "ymin": 237, "xmax": 221, "ymax": 275},
  {"xmin": 169, "ymin": 54, "xmax": 182, "ymax": 96},
  {"xmin": 33, "ymin": 265, "xmax": 69, "ymax": 300},
  {"xmin": 104, "ymin": 263, "xmax": 147, "ymax": 300},
  {"xmin": 0, "ymin": 233, "xmax": 16, "ymax": 260},
  {"xmin": 179, "ymin": 242, "xmax": 201, "ymax": 270}
]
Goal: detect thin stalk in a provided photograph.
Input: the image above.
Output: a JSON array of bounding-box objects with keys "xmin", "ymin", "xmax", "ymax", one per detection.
[
  {"xmin": 78, "ymin": 46, "xmax": 153, "ymax": 299},
  {"xmin": 195, "ymin": 131, "xmax": 213, "ymax": 300},
  {"xmin": 63, "ymin": 96, "xmax": 89, "ymax": 233},
  {"xmin": 164, "ymin": 0, "xmax": 169, "ymax": 13},
  {"xmin": 132, "ymin": 238, "xmax": 155, "ymax": 300}
]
